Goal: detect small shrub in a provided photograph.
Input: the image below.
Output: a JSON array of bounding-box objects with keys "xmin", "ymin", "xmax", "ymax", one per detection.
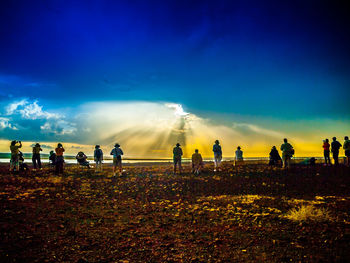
[{"xmin": 284, "ymin": 205, "xmax": 332, "ymax": 222}]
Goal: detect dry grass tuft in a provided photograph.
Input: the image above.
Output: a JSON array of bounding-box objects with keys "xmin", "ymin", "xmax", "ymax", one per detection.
[{"xmin": 284, "ymin": 205, "xmax": 333, "ymax": 222}]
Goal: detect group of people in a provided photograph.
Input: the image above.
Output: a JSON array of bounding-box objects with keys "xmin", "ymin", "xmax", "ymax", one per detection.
[{"xmin": 8, "ymin": 136, "xmax": 350, "ymax": 175}]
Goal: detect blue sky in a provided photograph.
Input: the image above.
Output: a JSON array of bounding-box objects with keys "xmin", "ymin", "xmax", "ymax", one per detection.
[{"xmin": 0, "ymin": 0, "xmax": 349, "ymax": 156}]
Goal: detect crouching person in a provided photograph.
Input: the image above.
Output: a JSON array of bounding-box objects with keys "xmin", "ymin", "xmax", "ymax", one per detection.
[{"xmin": 192, "ymin": 149, "xmax": 203, "ymax": 175}]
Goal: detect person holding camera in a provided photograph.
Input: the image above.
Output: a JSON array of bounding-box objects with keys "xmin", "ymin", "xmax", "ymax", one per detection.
[{"xmin": 10, "ymin": 140, "xmax": 22, "ymax": 172}]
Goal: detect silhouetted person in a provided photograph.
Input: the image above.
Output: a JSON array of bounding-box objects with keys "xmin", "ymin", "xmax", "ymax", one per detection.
[
  {"xmin": 343, "ymin": 136, "xmax": 350, "ymax": 166},
  {"xmin": 32, "ymin": 143, "xmax": 42, "ymax": 170},
  {"xmin": 280, "ymin": 138, "xmax": 294, "ymax": 169},
  {"xmin": 331, "ymin": 137, "xmax": 342, "ymax": 165},
  {"xmin": 94, "ymin": 145, "xmax": 103, "ymax": 172},
  {"xmin": 49, "ymin": 150, "xmax": 56, "ymax": 165},
  {"xmin": 110, "ymin": 143, "xmax": 123, "ymax": 175},
  {"xmin": 173, "ymin": 143, "xmax": 183, "ymax": 174},
  {"xmin": 191, "ymin": 149, "xmax": 203, "ymax": 175},
  {"xmin": 213, "ymin": 140, "xmax": 222, "ymax": 172},
  {"xmin": 269, "ymin": 146, "xmax": 282, "ymax": 166},
  {"xmin": 76, "ymin": 151, "xmax": 90, "ymax": 168},
  {"xmin": 55, "ymin": 143, "xmax": 65, "ymax": 174},
  {"xmin": 323, "ymin": 139, "xmax": 331, "ymax": 165},
  {"xmin": 10, "ymin": 140, "xmax": 22, "ymax": 172},
  {"xmin": 18, "ymin": 151, "xmax": 29, "ymax": 172},
  {"xmin": 235, "ymin": 146, "xmax": 243, "ymax": 166}
]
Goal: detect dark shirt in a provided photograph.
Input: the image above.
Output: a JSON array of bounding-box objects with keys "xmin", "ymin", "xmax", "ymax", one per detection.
[
  {"xmin": 270, "ymin": 149, "xmax": 281, "ymax": 161},
  {"xmin": 331, "ymin": 141, "xmax": 342, "ymax": 152}
]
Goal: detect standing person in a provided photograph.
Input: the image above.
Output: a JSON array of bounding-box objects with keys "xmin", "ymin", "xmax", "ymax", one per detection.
[
  {"xmin": 110, "ymin": 143, "xmax": 123, "ymax": 176},
  {"xmin": 343, "ymin": 136, "xmax": 350, "ymax": 166},
  {"xmin": 10, "ymin": 140, "xmax": 22, "ymax": 172},
  {"xmin": 323, "ymin": 139, "xmax": 331, "ymax": 165},
  {"xmin": 213, "ymin": 140, "xmax": 222, "ymax": 172},
  {"xmin": 269, "ymin": 146, "xmax": 282, "ymax": 166},
  {"xmin": 32, "ymin": 143, "xmax": 42, "ymax": 171},
  {"xmin": 191, "ymin": 149, "xmax": 203, "ymax": 175},
  {"xmin": 94, "ymin": 145, "xmax": 103, "ymax": 172},
  {"xmin": 280, "ymin": 138, "xmax": 294, "ymax": 169},
  {"xmin": 331, "ymin": 137, "xmax": 342, "ymax": 165},
  {"xmin": 235, "ymin": 146, "xmax": 243, "ymax": 166},
  {"xmin": 173, "ymin": 143, "xmax": 183, "ymax": 174},
  {"xmin": 55, "ymin": 143, "xmax": 65, "ymax": 174}
]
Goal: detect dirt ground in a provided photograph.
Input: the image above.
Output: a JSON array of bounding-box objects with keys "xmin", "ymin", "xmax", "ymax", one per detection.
[{"xmin": 0, "ymin": 162, "xmax": 349, "ymax": 262}]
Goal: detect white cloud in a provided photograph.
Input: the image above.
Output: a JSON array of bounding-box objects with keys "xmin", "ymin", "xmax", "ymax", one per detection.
[
  {"xmin": 0, "ymin": 117, "xmax": 17, "ymax": 130},
  {"xmin": 6, "ymin": 99, "xmax": 60, "ymax": 120},
  {"xmin": 40, "ymin": 120, "xmax": 76, "ymax": 135},
  {"xmin": 232, "ymin": 122, "xmax": 283, "ymax": 137}
]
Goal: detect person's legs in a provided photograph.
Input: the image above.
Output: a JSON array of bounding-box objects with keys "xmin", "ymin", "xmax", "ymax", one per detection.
[
  {"xmin": 333, "ymin": 152, "xmax": 339, "ymax": 165},
  {"xmin": 282, "ymin": 156, "xmax": 288, "ymax": 168},
  {"xmin": 178, "ymin": 159, "xmax": 182, "ymax": 174},
  {"xmin": 37, "ymin": 155, "xmax": 41, "ymax": 169},
  {"xmin": 32, "ymin": 154, "xmax": 37, "ymax": 169},
  {"xmin": 173, "ymin": 158, "xmax": 178, "ymax": 174}
]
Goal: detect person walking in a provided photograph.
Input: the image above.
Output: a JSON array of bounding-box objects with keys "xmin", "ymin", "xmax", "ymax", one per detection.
[
  {"xmin": 331, "ymin": 137, "xmax": 342, "ymax": 165},
  {"xmin": 191, "ymin": 149, "xmax": 203, "ymax": 175},
  {"xmin": 280, "ymin": 138, "xmax": 294, "ymax": 169},
  {"xmin": 110, "ymin": 143, "xmax": 123, "ymax": 176},
  {"xmin": 173, "ymin": 143, "xmax": 183, "ymax": 174},
  {"xmin": 343, "ymin": 136, "xmax": 350, "ymax": 166},
  {"xmin": 10, "ymin": 140, "xmax": 22, "ymax": 172},
  {"xmin": 55, "ymin": 143, "xmax": 65, "ymax": 174},
  {"xmin": 32, "ymin": 143, "xmax": 42, "ymax": 170},
  {"xmin": 322, "ymin": 139, "xmax": 331, "ymax": 165},
  {"xmin": 213, "ymin": 140, "xmax": 222, "ymax": 172},
  {"xmin": 94, "ymin": 145, "xmax": 103, "ymax": 172}
]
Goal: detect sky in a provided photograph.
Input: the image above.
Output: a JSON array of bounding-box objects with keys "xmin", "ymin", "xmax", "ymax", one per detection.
[{"xmin": 0, "ymin": 0, "xmax": 349, "ymax": 157}]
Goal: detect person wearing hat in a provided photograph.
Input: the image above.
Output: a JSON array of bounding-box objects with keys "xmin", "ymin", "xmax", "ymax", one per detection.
[
  {"xmin": 55, "ymin": 143, "xmax": 65, "ymax": 174},
  {"xmin": 173, "ymin": 143, "xmax": 183, "ymax": 174},
  {"xmin": 213, "ymin": 140, "xmax": 222, "ymax": 172},
  {"xmin": 9, "ymin": 140, "xmax": 22, "ymax": 172},
  {"xmin": 94, "ymin": 145, "xmax": 103, "ymax": 172},
  {"xmin": 32, "ymin": 143, "xmax": 43, "ymax": 170},
  {"xmin": 110, "ymin": 143, "xmax": 123, "ymax": 175},
  {"xmin": 235, "ymin": 146, "xmax": 243, "ymax": 166}
]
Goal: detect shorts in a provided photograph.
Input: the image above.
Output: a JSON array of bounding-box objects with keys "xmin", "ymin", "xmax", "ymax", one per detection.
[
  {"xmin": 345, "ymin": 150, "xmax": 350, "ymax": 157},
  {"xmin": 113, "ymin": 156, "xmax": 122, "ymax": 166}
]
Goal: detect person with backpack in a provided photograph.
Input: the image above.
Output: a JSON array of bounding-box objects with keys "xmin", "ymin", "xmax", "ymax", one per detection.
[
  {"xmin": 235, "ymin": 146, "xmax": 244, "ymax": 166},
  {"xmin": 213, "ymin": 140, "xmax": 222, "ymax": 172},
  {"xmin": 280, "ymin": 138, "xmax": 294, "ymax": 169},
  {"xmin": 110, "ymin": 143, "xmax": 123, "ymax": 176},
  {"xmin": 331, "ymin": 137, "xmax": 342, "ymax": 165},
  {"xmin": 191, "ymin": 149, "xmax": 203, "ymax": 175},
  {"xmin": 55, "ymin": 143, "xmax": 65, "ymax": 174},
  {"xmin": 9, "ymin": 140, "xmax": 22, "ymax": 172},
  {"xmin": 94, "ymin": 145, "xmax": 103, "ymax": 172},
  {"xmin": 323, "ymin": 139, "xmax": 331, "ymax": 165},
  {"xmin": 32, "ymin": 143, "xmax": 42, "ymax": 171},
  {"xmin": 343, "ymin": 136, "xmax": 350, "ymax": 166},
  {"xmin": 173, "ymin": 143, "xmax": 183, "ymax": 174}
]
